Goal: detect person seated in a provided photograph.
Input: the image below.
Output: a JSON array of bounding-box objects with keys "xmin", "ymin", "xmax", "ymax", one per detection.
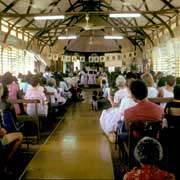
[
  {"xmin": 158, "ymin": 75, "xmax": 175, "ymax": 107},
  {"xmin": 164, "ymin": 85, "xmax": 180, "ymax": 127},
  {"xmin": 124, "ymin": 80, "xmax": 164, "ymax": 129},
  {"xmin": 123, "ymin": 136, "xmax": 175, "ymax": 180},
  {"xmin": 1, "ymin": 72, "xmax": 21, "ymax": 115},
  {"xmin": 24, "ymin": 75, "xmax": 48, "ymax": 116},
  {"xmin": 99, "ymin": 78, "xmax": 136, "ymax": 143},
  {"xmin": 0, "ymin": 128, "xmax": 23, "ymax": 170},
  {"xmin": 19, "ymin": 75, "xmax": 32, "ymax": 93},
  {"xmin": 176, "ymin": 77, "xmax": 180, "ymax": 86},
  {"xmin": 108, "ymin": 75, "xmax": 129, "ymax": 107},
  {"xmin": 100, "ymin": 79, "xmax": 109, "ymax": 98},
  {"xmin": 58, "ymin": 75, "xmax": 72, "ymax": 99},
  {"xmin": 45, "ymin": 78, "xmax": 66, "ymax": 105},
  {"xmin": 141, "ymin": 72, "xmax": 158, "ymax": 98}
]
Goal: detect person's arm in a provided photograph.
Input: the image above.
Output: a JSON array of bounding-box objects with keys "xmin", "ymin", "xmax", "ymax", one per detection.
[
  {"xmin": 108, "ymin": 95, "xmax": 119, "ymax": 107},
  {"xmin": 157, "ymin": 87, "xmax": 164, "ymax": 97},
  {"xmin": 0, "ymin": 128, "xmax": 7, "ymax": 138}
]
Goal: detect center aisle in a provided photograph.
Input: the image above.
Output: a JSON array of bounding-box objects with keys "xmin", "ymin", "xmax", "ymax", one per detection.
[{"xmin": 20, "ymin": 89, "xmax": 114, "ymax": 180}]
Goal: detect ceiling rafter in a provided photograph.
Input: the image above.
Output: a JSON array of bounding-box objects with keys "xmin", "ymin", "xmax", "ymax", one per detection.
[
  {"xmin": 99, "ymin": 1, "xmax": 153, "ymax": 47},
  {"xmin": 3, "ymin": 0, "xmax": 63, "ymax": 43},
  {"xmin": 26, "ymin": 0, "xmax": 33, "ymax": 14},
  {"xmin": 122, "ymin": 1, "xmax": 175, "ymax": 37},
  {"xmin": 94, "ymin": 3, "xmax": 144, "ymax": 50},
  {"xmin": 0, "ymin": 0, "xmax": 38, "ymax": 29},
  {"xmin": 2, "ymin": 0, "xmax": 21, "ymax": 12}
]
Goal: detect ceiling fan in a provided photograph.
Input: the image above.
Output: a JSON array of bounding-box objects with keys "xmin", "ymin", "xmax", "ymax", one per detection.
[{"xmin": 75, "ymin": 14, "xmax": 105, "ymax": 31}]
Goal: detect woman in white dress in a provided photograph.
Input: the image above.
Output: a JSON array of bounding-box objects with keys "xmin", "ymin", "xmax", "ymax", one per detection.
[
  {"xmin": 99, "ymin": 78, "xmax": 136, "ymax": 137},
  {"xmin": 141, "ymin": 73, "xmax": 158, "ymax": 98},
  {"xmin": 108, "ymin": 75, "xmax": 129, "ymax": 107}
]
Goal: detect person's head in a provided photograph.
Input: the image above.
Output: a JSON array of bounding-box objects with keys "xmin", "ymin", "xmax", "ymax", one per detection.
[
  {"xmin": 157, "ymin": 76, "xmax": 166, "ymax": 88},
  {"xmin": 165, "ymin": 75, "xmax": 175, "ymax": 87},
  {"xmin": 93, "ymin": 90, "xmax": 98, "ymax": 96},
  {"xmin": 126, "ymin": 78, "xmax": 135, "ymax": 89},
  {"xmin": 45, "ymin": 66, "xmax": 50, "ymax": 72},
  {"xmin": 173, "ymin": 85, "xmax": 180, "ymax": 100},
  {"xmin": 0, "ymin": 85, "xmax": 8, "ymax": 100},
  {"xmin": 115, "ymin": 75, "xmax": 126, "ymax": 88},
  {"xmin": 102, "ymin": 79, "xmax": 107, "ymax": 85},
  {"xmin": 0, "ymin": 84, "xmax": 3, "ymax": 98},
  {"xmin": 130, "ymin": 80, "xmax": 147, "ymax": 100},
  {"xmin": 176, "ymin": 77, "xmax": 180, "ymax": 85},
  {"xmin": 134, "ymin": 136, "xmax": 163, "ymax": 165},
  {"xmin": 141, "ymin": 73, "xmax": 154, "ymax": 87},
  {"xmin": 2, "ymin": 72, "xmax": 14, "ymax": 86},
  {"xmin": 30, "ymin": 75, "xmax": 39, "ymax": 87},
  {"xmin": 47, "ymin": 78, "xmax": 56, "ymax": 87},
  {"xmin": 156, "ymin": 71, "xmax": 164, "ymax": 81}
]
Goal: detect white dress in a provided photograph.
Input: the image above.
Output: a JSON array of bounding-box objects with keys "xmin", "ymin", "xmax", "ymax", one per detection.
[
  {"xmin": 147, "ymin": 87, "xmax": 158, "ymax": 98},
  {"xmin": 114, "ymin": 88, "xmax": 129, "ymax": 104},
  {"xmin": 80, "ymin": 71, "xmax": 88, "ymax": 87},
  {"xmin": 99, "ymin": 97, "xmax": 137, "ymax": 135}
]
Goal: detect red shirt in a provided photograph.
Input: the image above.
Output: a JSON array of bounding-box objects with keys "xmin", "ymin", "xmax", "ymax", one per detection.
[
  {"xmin": 124, "ymin": 101, "xmax": 164, "ymax": 122},
  {"xmin": 123, "ymin": 165, "xmax": 175, "ymax": 180}
]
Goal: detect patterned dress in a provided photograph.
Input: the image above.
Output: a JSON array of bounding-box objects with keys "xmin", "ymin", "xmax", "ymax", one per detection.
[{"xmin": 123, "ymin": 165, "xmax": 175, "ymax": 180}]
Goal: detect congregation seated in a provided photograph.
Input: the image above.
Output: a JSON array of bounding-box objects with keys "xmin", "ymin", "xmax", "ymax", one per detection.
[
  {"xmin": 45, "ymin": 78, "xmax": 66, "ymax": 105},
  {"xmin": 117, "ymin": 80, "xmax": 164, "ymax": 153}
]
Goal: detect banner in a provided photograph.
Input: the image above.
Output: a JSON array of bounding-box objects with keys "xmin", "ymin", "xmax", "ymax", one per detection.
[
  {"xmin": 47, "ymin": 53, "xmax": 53, "ymax": 60},
  {"xmin": 104, "ymin": 53, "xmax": 122, "ymax": 67},
  {"xmin": 53, "ymin": 54, "xmax": 59, "ymax": 61}
]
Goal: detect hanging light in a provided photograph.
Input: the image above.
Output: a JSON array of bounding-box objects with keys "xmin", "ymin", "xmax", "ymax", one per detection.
[
  {"xmin": 104, "ymin": 35, "xmax": 123, "ymax": 39},
  {"xmin": 58, "ymin": 36, "xmax": 77, "ymax": 40},
  {"xmin": 34, "ymin": 15, "xmax": 65, "ymax": 20},
  {"xmin": 109, "ymin": 13, "xmax": 141, "ymax": 18}
]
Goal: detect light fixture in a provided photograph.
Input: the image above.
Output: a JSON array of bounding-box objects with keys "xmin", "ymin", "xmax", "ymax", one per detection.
[
  {"xmin": 34, "ymin": 15, "xmax": 65, "ymax": 20},
  {"xmin": 104, "ymin": 35, "xmax": 123, "ymax": 40},
  {"xmin": 58, "ymin": 35, "xmax": 77, "ymax": 40},
  {"xmin": 109, "ymin": 13, "xmax": 141, "ymax": 18}
]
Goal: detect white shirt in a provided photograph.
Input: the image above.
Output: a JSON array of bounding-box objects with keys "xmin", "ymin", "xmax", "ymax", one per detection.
[
  {"xmin": 59, "ymin": 81, "xmax": 69, "ymax": 92},
  {"xmin": 147, "ymin": 87, "xmax": 158, "ymax": 98},
  {"xmin": 114, "ymin": 88, "xmax": 129, "ymax": 104},
  {"xmin": 118, "ymin": 97, "xmax": 137, "ymax": 121}
]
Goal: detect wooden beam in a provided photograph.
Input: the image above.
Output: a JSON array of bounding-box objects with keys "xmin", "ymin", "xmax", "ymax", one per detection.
[{"xmin": 0, "ymin": 8, "xmax": 180, "ymax": 18}]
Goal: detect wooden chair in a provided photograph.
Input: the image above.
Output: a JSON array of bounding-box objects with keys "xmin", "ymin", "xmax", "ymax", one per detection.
[
  {"xmin": 164, "ymin": 106, "xmax": 180, "ymax": 166},
  {"xmin": 148, "ymin": 97, "xmax": 173, "ymax": 104},
  {"xmin": 123, "ymin": 120, "xmax": 162, "ymax": 170},
  {"xmin": 10, "ymin": 99, "xmax": 40, "ymax": 140}
]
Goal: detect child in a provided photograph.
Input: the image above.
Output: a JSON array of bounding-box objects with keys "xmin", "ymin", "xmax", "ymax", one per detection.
[{"xmin": 91, "ymin": 91, "xmax": 98, "ymax": 111}]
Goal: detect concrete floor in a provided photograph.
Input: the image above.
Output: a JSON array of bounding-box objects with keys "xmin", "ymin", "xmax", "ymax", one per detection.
[{"xmin": 20, "ymin": 90, "xmax": 114, "ymax": 180}]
